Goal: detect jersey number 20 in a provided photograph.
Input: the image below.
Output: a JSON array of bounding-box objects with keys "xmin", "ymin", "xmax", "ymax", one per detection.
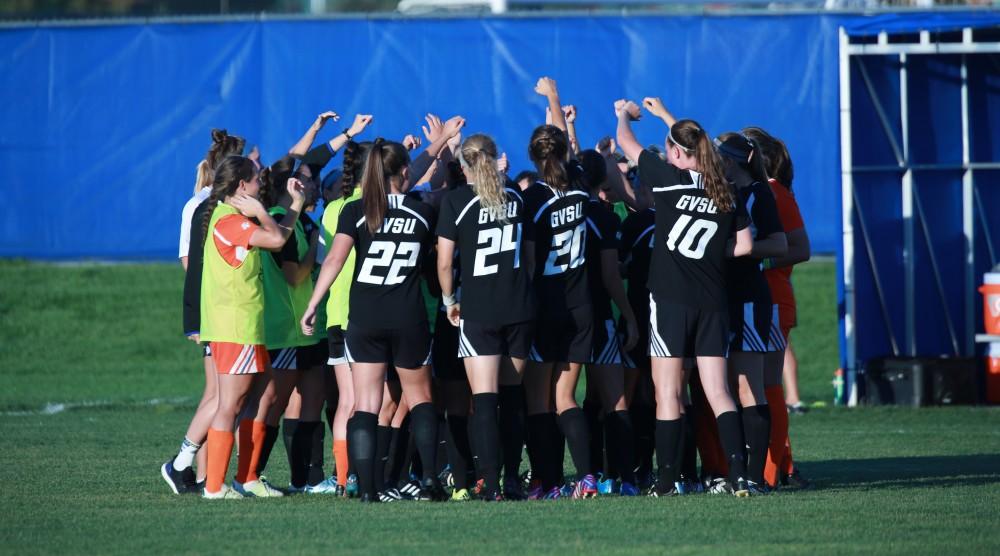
[
  {"xmin": 473, "ymin": 224, "xmax": 521, "ymax": 277},
  {"xmin": 665, "ymin": 215, "xmax": 718, "ymax": 259},
  {"xmin": 358, "ymin": 241, "xmax": 420, "ymax": 285},
  {"xmin": 543, "ymin": 223, "xmax": 586, "ymax": 275}
]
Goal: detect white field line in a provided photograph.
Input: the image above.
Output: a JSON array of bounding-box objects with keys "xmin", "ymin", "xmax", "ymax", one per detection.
[{"xmin": 1, "ymin": 397, "xmax": 193, "ymax": 416}]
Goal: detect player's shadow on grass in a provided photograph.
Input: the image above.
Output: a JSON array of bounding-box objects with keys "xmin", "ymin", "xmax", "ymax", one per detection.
[{"xmin": 806, "ymin": 454, "xmax": 1000, "ymax": 489}]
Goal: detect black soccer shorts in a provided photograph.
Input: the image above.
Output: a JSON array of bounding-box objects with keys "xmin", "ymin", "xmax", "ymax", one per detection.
[
  {"xmin": 728, "ymin": 301, "xmax": 785, "ymax": 354},
  {"xmin": 648, "ymin": 294, "xmax": 730, "ymax": 359},
  {"xmin": 345, "ymin": 320, "xmax": 432, "ymax": 370},
  {"xmin": 589, "ymin": 318, "xmax": 623, "ymax": 366},
  {"xmin": 457, "ymin": 318, "xmax": 534, "ymax": 360},
  {"xmin": 528, "ymin": 304, "xmax": 594, "ymax": 364}
]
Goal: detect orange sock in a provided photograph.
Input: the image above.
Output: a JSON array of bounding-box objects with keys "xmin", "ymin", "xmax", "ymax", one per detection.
[
  {"xmin": 205, "ymin": 428, "xmax": 235, "ymax": 494},
  {"xmin": 334, "ymin": 440, "xmax": 349, "ymax": 487},
  {"xmin": 235, "ymin": 419, "xmax": 267, "ymax": 484},
  {"xmin": 764, "ymin": 385, "xmax": 791, "ymax": 487}
]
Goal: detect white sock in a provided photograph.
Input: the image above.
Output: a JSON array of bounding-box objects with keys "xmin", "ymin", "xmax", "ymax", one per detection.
[{"xmin": 172, "ymin": 437, "xmax": 200, "ymax": 471}]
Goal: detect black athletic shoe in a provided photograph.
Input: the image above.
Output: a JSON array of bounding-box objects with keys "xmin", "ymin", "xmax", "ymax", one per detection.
[
  {"xmin": 646, "ymin": 482, "xmax": 679, "ymax": 497},
  {"xmin": 378, "ymin": 488, "xmax": 404, "ymax": 502},
  {"xmin": 415, "ymin": 477, "xmax": 448, "ymax": 501},
  {"xmin": 160, "ymin": 459, "xmax": 189, "ymax": 495},
  {"xmin": 502, "ymin": 480, "xmax": 527, "ymax": 501},
  {"xmin": 179, "ymin": 467, "xmax": 198, "ymax": 494},
  {"xmin": 732, "ymin": 478, "xmax": 750, "ymax": 498},
  {"xmin": 399, "ymin": 480, "xmax": 421, "ymax": 500},
  {"xmin": 746, "ymin": 480, "xmax": 770, "ymax": 496},
  {"xmin": 781, "ymin": 469, "xmax": 813, "ymax": 490},
  {"xmin": 359, "ymin": 491, "xmax": 380, "ymax": 503}
]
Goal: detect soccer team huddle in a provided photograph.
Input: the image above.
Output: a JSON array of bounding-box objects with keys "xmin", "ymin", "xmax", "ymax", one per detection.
[{"xmin": 161, "ymin": 77, "xmax": 813, "ymax": 502}]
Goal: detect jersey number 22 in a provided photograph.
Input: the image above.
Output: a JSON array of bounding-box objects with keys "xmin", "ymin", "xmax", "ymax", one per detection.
[{"xmin": 358, "ymin": 241, "xmax": 420, "ymax": 285}]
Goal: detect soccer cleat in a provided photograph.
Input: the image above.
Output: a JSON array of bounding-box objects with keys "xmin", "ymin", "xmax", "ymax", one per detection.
[
  {"xmin": 471, "ymin": 478, "xmax": 486, "ymax": 498},
  {"xmin": 359, "ymin": 492, "xmax": 379, "ymax": 503},
  {"xmin": 344, "ymin": 474, "xmax": 359, "ymax": 497},
  {"xmin": 503, "ymin": 480, "xmax": 527, "ymax": 501},
  {"xmin": 708, "ymin": 478, "xmax": 732, "ymax": 495},
  {"xmin": 782, "ymin": 469, "xmax": 813, "ymax": 490},
  {"xmin": 451, "ymin": 488, "xmax": 471, "ymax": 501},
  {"xmin": 379, "ymin": 488, "xmax": 404, "ymax": 502},
  {"xmin": 732, "ymin": 478, "xmax": 750, "ymax": 498},
  {"xmin": 620, "ymin": 482, "xmax": 640, "ymax": 497},
  {"xmin": 786, "ymin": 402, "xmax": 808, "ymax": 415},
  {"xmin": 746, "ymin": 480, "xmax": 770, "ymax": 496},
  {"xmin": 194, "ymin": 480, "xmax": 206, "ymax": 495},
  {"xmin": 572, "ymin": 474, "xmax": 598, "ymax": 499},
  {"xmin": 526, "ymin": 480, "xmax": 544, "ymax": 500},
  {"xmin": 285, "ymin": 484, "xmax": 306, "ymax": 495},
  {"xmin": 334, "ymin": 484, "xmax": 346, "ymax": 497},
  {"xmin": 234, "ymin": 479, "xmax": 285, "ymax": 498},
  {"xmin": 160, "ymin": 460, "xmax": 189, "ymax": 495},
  {"xmin": 399, "ymin": 480, "xmax": 422, "ymax": 500},
  {"xmin": 647, "ymin": 483, "xmax": 679, "ymax": 497},
  {"xmin": 202, "ymin": 484, "xmax": 243, "ymax": 500},
  {"xmin": 542, "ymin": 486, "xmax": 562, "ymax": 500},
  {"xmin": 415, "ymin": 477, "xmax": 448, "ymax": 501},
  {"xmin": 305, "ymin": 475, "xmax": 340, "ymax": 494},
  {"xmin": 438, "ymin": 467, "xmax": 454, "ymax": 490},
  {"xmin": 520, "ymin": 469, "xmax": 533, "ymax": 490},
  {"xmin": 596, "ymin": 473, "xmax": 614, "ymax": 495}
]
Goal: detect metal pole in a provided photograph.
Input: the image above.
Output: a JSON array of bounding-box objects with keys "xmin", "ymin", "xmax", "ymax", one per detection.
[
  {"xmin": 900, "ymin": 51, "xmax": 916, "ymax": 357},
  {"xmin": 839, "ymin": 27, "xmax": 859, "ymax": 406},
  {"xmin": 960, "ymin": 32, "xmax": 975, "ymax": 357}
]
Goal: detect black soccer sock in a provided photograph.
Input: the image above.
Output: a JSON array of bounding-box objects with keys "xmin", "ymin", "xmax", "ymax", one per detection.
[
  {"xmin": 273, "ymin": 418, "xmax": 297, "ymax": 477},
  {"xmin": 607, "ymin": 410, "xmax": 637, "ymax": 484},
  {"xmin": 387, "ymin": 415, "xmax": 411, "ymax": 487},
  {"xmin": 742, "ymin": 404, "xmax": 771, "ymax": 485},
  {"xmin": 553, "ymin": 421, "xmax": 567, "ymax": 486},
  {"xmin": 409, "ymin": 403, "xmax": 439, "ymax": 482},
  {"xmin": 291, "ymin": 421, "xmax": 319, "ymax": 488},
  {"xmin": 583, "ymin": 396, "xmax": 605, "ymax": 476},
  {"xmin": 307, "ymin": 420, "xmax": 326, "ymax": 486},
  {"xmin": 498, "ymin": 385, "xmax": 525, "ymax": 484},
  {"xmin": 346, "ymin": 416, "xmax": 358, "ymax": 479},
  {"xmin": 374, "ymin": 425, "xmax": 392, "ymax": 491},
  {"xmin": 681, "ymin": 407, "xmax": 698, "ymax": 483},
  {"xmin": 348, "ymin": 411, "xmax": 378, "ymax": 498},
  {"xmin": 631, "ymin": 403, "xmax": 655, "ymax": 480},
  {"xmin": 655, "ymin": 418, "xmax": 682, "ymax": 490},
  {"xmin": 325, "ymin": 407, "xmax": 336, "ymax": 433},
  {"xmin": 557, "ymin": 407, "xmax": 592, "ymax": 481},
  {"xmin": 525, "ymin": 413, "xmax": 549, "ymax": 489},
  {"xmin": 436, "ymin": 413, "xmax": 449, "ymax": 476},
  {"xmin": 716, "ymin": 410, "xmax": 749, "ymax": 485},
  {"xmin": 255, "ymin": 424, "xmax": 280, "ymax": 478},
  {"xmin": 445, "ymin": 414, "xmax": 472, "ymax": 490},
  {"xmin": 472, "ymin": 393, "xmax": 500, "ymax": 495}
]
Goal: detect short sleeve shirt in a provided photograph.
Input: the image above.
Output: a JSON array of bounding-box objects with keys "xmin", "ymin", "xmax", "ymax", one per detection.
[
  {"xmin": 336, "ymin": 194, "xmax": 436, "ymax": 329},
  {"xmin": 639, "ymin": 149, "xmax": 748, "ymax": 311},
  {"xmin": 213, "ymin": 213, "xmax": 260, "ymax": 268},
  {"xmin": 436, "ymin": 185, "xmax": 535, "ymax": 325}
]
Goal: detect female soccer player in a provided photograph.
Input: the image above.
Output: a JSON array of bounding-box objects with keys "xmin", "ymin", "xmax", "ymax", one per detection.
[
  {"xmin": 715, "ymin": 131, "xmax": 788, "ymax": 494},
  {"xmin": 577, "ymin": 148, "xmax": 641, "ymax": 496},
  {"xmin": 521, "ymin": 77, "xmax": 598, "ymax": 500},
  {"xmin": 199, "ymin": 156, "xmax": 306, "ymax": 499},
  {"xmin": 617, "ymin": 99, "xmax": 755, "ymax": 497},
  {"xmin": 742, "ymin": 126, "xmax": 812, "ymax": 489},
  {"xmin": 436, "ymin": 133, "xmax": 535, "ymax": 501},
  {"xmin": 302, "ymin": 129, "xmax": 463, "ymax": 502},
  {"xmin": 161, "ymin": 129, "xmax": 245, "ymax": 495}
]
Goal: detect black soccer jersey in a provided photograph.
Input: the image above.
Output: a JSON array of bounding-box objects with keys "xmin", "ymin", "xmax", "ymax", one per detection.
[
  {"xmin": 336, "ymin": 194, "xmax": 436, "ymax": 329},
  {"xmin": 638, "ymin": 149, "xmax": 748, "ymax": 311},
  {"xmin": 618, "ymin": 207, "xmax": 656, "ymax": 321},
  {"xmin": 182, "ymin": 199, "xmax": 212, "ymax": 335},
  {"xmin": 436, "ymin": 185, "xmax": 535, "ymax": 326},
  {"xmin": 584, "ymin": 199, "xmax": 621, "ymax": 321},
  {"xmin": 522, "ymin": 176, "xmax": 591, "ymax": 313},
  {"xmin": 726, "ymin": 179, "xmax": 782, "ymax": 304}
]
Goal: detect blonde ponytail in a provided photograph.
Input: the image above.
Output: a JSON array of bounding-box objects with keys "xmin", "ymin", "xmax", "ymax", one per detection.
[{"xmin": 462, "ymin": 134, "xmax": 507, "ymax": 224}]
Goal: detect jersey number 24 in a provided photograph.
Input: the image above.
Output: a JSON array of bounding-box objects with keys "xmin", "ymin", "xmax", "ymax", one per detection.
[{"xmin": 473, "ymin": 223, "xmax": 521, "ymax": 277}]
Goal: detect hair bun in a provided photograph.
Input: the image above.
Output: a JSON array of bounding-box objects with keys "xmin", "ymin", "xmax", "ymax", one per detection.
[{"xmin": 211, "ymin": 129, "xmax": 228, "ymax": 144}]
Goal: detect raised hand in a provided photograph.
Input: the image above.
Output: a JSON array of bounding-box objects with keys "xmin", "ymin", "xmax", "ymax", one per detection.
[
  {"xmin": 230, "ymin": 192, "xmax": 266, "ymax": 219},
  {"xmin": 347, "ymin": 114, "xmax": 373, "ymax": 137},
  {"xmin": 313, "ymin": 110, "xmax": 340, "ymax": 130},
  {"xmin": 642, "ymin": 97, "xmax": 668, "ymax": 118},
  {"xmin": 422, "ymin": 113, "xmax": 444, "ymax": 144},
  {"xmin": 286, "ymin": 176, "xmax": 306, "ymax": 205},
  {"xmin": 596, "ymin": 136, "xmax": 614, "ymax": 157},
  {"xmin": 534, "ymin": 76, "xmax": 558, "ymax": 97},
  {"xmin": 497, "ymin": 152, "xmax": 509, "ymax": 174},
  {"xmin": 562, "ymin": 105, "xmax": 577, "ymax": 124},
  {"xmin": 442, "ymin": 115, "xmax": 466, "ymax": 141},
  {"xmin": 248, "ymin": 145, "xmax": 261, "ymax": 166},
  {"xmin": 402, "ymin": 134, "xmax": 422, "ymax": 151},
  {"xmin": 615, "ymin": 99, "xmax": 641, "ymax": 121}
]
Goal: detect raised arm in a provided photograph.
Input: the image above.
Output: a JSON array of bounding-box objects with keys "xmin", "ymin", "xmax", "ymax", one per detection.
[
  {"xmin": 642, "ymin": 97, "xmax": 677, "ymax": 128},
  {"xmin": 408, "ymin": 114, "xmax": 465, "ymax": 189},
  {"xmin": 563, "ymin": 105, "xmax": 579, "ymax": 155},
  {"xmin": 327, "ymin": 113, "xmax": 372, "ymax": 154},
  {"xmin": 231, "ymin": 178, "xmax": 306, "ymax": 251},
  {"xmin": 535, "ymin": 77, "xmax": 566, "ymax": 133},
  {"xmin": 598, "ymin": 136, "xmax": 650, "ymax": 211},
  {"xmin": 289, "ymin": 111, "xmax": 339, "ymax": 157},
  {"xmin": 614, "ymin": 99, "xmax": 644, "ymax": 164}
]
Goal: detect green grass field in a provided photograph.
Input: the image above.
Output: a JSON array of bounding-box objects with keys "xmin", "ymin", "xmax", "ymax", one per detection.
[{"xmin": 1, "ymin": 260, "xmax": 998, "ymax": 555}]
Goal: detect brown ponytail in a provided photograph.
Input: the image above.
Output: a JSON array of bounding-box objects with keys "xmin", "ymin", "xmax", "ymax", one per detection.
[
  {"xmin": 669, "ymin": 119, "xmax": 734, "ymax": 213},
  {"xmin": 360, "ymin": 139, "xmax": 409, "ymax": 235},
  {"xmin": 742, "ymin": 126, "xmax": 794, "ymax": 191},
  {"xmin": 200, "ymin": 155, "xmax": 257, "ymax": 248},
  {"xmin": 340, "ymin": 141, "xmax": 370, "ymax": 199},
  {"xmin": 529, "ymin": 125, "xmax": 569, "ymax": 191}
]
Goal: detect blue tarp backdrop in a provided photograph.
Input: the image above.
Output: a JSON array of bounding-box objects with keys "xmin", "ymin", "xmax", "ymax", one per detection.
[{"xmin": 1, "ymin": 13, "xmax": 852, "ymax": 259}]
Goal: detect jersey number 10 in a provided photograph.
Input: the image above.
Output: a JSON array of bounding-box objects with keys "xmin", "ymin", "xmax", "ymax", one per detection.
[
  {"xmin": 473, "ymin": 223, "xmax": 521, "ymax": 277},
  {"xmin": 665, "ymin": 215, "xmax": 718, "ymax": 260},
  {"xmin": 357, "ymin": 240, "xmax": 420, "ymax": 285}
]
